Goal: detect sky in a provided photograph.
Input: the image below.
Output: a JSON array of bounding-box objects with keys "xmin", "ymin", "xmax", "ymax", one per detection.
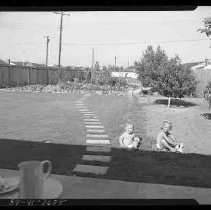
[{"xmin": 0, "ymin": 7, "xmax": 211, "ymax": 67}]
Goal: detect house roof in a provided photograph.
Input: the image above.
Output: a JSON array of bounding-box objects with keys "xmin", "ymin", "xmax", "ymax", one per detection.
[
  {"xmin": 112, "ymin": 69, "xmax": 137, "ymax": 73},
  {"xmin": 0, "ymin": 59, "xmax": 8, "ymax": 65},
  {"xmin": 12, "ymin": 62, "xmax": 46, "ymax": 67},
  {"xmin": 203, "ymin": 64, "xmax": 211, "ymax": 70},
  {"xmin": 182, "ymin": 61, "xmax": 204, "ymax": 69}
]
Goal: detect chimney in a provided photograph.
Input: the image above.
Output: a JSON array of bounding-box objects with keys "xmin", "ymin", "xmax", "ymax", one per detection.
[
  {"xmin": 8, "ymin": 59, "xmax": 11, "ymax": 64},
  {"xmin": 205, "ymin": 59, "xmax": 209, "ymax": 66}
]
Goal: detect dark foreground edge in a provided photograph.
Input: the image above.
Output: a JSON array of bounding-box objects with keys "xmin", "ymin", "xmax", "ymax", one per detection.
[{"xmin": 0, "ymin": 199, "xmax": 199, "ymax": 206}]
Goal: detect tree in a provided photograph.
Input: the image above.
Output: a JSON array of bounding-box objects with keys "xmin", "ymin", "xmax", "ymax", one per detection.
[
  {"xmin": 135, "ymin": 46, "xmax": 197, "ymax": 107},
  {"xmin": 157, "ymin": 55, "xmax": 197, "ymax": 106},
  {"xmin": 94, "ymin": 61, "xmax": 100, "ymax": 71},
  {"xmin": 135, "ymin": 45, "xmax": 168, "ymax": 87},
  {"xmin": 197, "ymin": 17, "xmax": 211, "ymax": 37}
]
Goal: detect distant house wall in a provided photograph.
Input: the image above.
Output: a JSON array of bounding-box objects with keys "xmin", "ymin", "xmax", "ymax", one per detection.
[
  {"xmin": 192, "ymin": 64, "xmax": 211, "ymax": 97},
  {"xmin": 111, "ymin": 71, "xmax": 138, "ymax": 79}
]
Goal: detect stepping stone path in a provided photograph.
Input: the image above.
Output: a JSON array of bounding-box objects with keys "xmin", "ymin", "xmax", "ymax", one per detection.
[{"xmin": 73, "ymin": 94, "xmax": 112, "ymax": 177}]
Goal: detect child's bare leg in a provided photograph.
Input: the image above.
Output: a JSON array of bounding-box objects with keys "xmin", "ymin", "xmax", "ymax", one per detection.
[
  {"xmin": 161, "ymin": 139, "xmax": 176, "ymax": 152},
  {"xmin": 126, "ymin": 141, "xmax": 138, "ymax": 150},
  {"xmin": 134, "ymin": 137, "xmax": 141, "ymax": 147},
  {"xmin": 177, "ymin": 143, "xmax": 184, "ymax": 153},
  {"xmin": 126, "ymin": 143, "xmax": 134, "ymax": 149}
]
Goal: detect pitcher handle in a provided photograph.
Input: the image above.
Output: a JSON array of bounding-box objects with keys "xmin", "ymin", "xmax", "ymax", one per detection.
[{"xmin": 41, "ymin": 160, "xmax": 52, "ymax": 181}]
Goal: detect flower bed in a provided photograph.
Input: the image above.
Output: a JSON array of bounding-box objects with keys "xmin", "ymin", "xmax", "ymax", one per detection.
[{"xmin": 6, "ymin": 82, "xmax": 132, "ymax": 96}]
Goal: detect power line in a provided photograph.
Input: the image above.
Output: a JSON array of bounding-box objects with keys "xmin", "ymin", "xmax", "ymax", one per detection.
[{"xmin": 63, "ymin": 38, "xmax": 210, "ymax": 47}]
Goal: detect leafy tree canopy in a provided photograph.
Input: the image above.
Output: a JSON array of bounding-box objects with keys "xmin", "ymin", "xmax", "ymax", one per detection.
[
  {"xmin": 197, "ymin": 17, "xmax": 211, "ymax": 37},
  {"xmin": 135, "ymin": 46, "xmax": 197, "ymax": 99}
]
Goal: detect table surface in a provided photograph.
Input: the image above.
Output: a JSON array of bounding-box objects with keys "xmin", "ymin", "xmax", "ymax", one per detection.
[
  {"xmin": 1, "ymin": 168, "xmax": 211, "ymax": 203},
  {"xmin": 0, "ymin": 168, "xmax": 69, "ymax": 199}
]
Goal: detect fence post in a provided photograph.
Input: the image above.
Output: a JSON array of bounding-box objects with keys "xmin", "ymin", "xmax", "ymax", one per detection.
[
  {"xmin": 16, "ymin": 67, "xmax": 19, "ymax": 87},
  {"xmin": 27, "ymin": 67, "xmax": 30, "ymax": 85},
  {"xmin": 46, "ymin": 67, "xmax": 49, "ymax": 85},
  {"xmin": 77, "ymin": 70, "xmax": 79, "ymax": 82}
]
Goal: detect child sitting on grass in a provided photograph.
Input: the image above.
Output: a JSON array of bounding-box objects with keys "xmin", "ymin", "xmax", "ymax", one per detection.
[
  {"xmin": 157, "ymin": 120, "xmax": 184, "ymax": 153},
  {"xmin": 119, "ymin": 121, "xmax": 141, "ymax": 150}
]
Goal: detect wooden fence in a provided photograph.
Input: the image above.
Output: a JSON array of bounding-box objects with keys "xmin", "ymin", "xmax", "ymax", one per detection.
[{"xmin": 0, "ymin": 64, "xmax": 86, "ymax": 88}]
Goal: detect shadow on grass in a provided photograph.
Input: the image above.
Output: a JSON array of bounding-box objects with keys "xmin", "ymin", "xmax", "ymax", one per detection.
[
  {"xmin": 0, "ymin": 139, "xmax": 86, "ymax": 175},
  {"xmin": 154, "ymin": 99, "xmax": 197, "ymax": 107},
  {"xmin": 0, "ymin": 138, "xmax": 211, "ymax": 188},
  {"xmin": 201, "ymin": 113, "xmax": 211, "ymax": 120}
]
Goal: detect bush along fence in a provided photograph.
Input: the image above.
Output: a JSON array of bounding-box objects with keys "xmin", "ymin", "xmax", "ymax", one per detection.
[{"xmin": 0, "ymin": 64, "xmax": 86, "ymax": 88}]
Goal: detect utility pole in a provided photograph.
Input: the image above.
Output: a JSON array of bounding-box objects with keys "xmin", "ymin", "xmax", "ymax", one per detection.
[
  {"xmin": 54, "ymin": 11, "xmax": 70, "ymax": 68},
  {"xmin": 115, "ymin": 56, "xmax": 120, "ymax": 84},
  {"xmin": 91, "ymin": 48, "xmax": 94, "ymax": 84},
  {"xmin": 22, "ymin": 51, "xmax": 25, "ymax": 67},
  {"xmin": 44, "ymin": 36, "xmax": 50, "ymax": 66}
]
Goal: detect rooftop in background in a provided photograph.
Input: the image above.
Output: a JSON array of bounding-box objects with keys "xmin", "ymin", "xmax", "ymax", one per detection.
[
  {"xmin": 0, "ymin": 59, "xmax": 8, "ymax": 65},
  {"xmin": 12, "ymin": 61, "xmax": 46, "ymax": 68},
  {"xmin": 112, "ymin": 66, "xmax": 136, "ymax": 72},
  {"xmin": 190, "ymin": 59, "xmax": 211, "ymax": 71},
  {"xmin": 182, "ymin": 61, "xmax": 204, "ymax": 69}
]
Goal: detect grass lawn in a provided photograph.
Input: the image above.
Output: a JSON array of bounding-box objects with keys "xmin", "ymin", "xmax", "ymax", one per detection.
[
  {"xmin": 1, "ymin": 91, "xmax": 211, "ymax": 189},
  {"xmin": 0, "ymin": 91, "xmax": 85, "ymax": 145},
  {"xmin": 85, "ymin": 95, "xmax": 147, "ymax": 147},
  {"xmin": 0, "ymin": 91, "xmax": 147, "ymax": 147}
]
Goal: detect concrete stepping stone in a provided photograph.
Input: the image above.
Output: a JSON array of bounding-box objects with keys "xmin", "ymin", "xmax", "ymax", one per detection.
[
  {"xmin": 86, "ymin": 129, "xmax": 106, "ymax": 133},
  {"xmin": 86, "ymin": 125, "xmax": 104, "ymax": 128},
  {"xmin": 84, "ymin": 116, "xmax": 98, "ymax": 119},
  {"xmin": 84, "ymin": 119, "xmax": 100, "ymax": 122},
  {"xmin": 86, "ymin": 134, "xmax": 108, "ymax": 138},
  {"xmin": 73, "ymin": 164, "xmax": 108, "ymax": 175},
  {"xmin": 85, "ymin": 121, "xmax": 102, "ymax": 125},
  {"xmin": 86, "ymin": 146, "xmax": 111, "ymax": 153},
  {"xmin": 82, "ymin": 155, "xmax": 111, "ymax": 163},
  {"xmin": 86, "ymin": 139, "xmax": 110, "ymax": 144},
  {"xmin": 79, "ymin": 109, "xmax": 89, "ymax": 112},
  {"xmin": 81, "ymin": 109, "xmax": 94, "ymax": 114},
  {"xmin": 83, "ymin": 113, "xmax": 95, "ymax": 115},
  {"xmin": 84, "ymin": 116, "xmax": 96, "ymax": 118},
  {"xmin": 83, "ymin": 115, "xmax": 96, "ymax": 117}
]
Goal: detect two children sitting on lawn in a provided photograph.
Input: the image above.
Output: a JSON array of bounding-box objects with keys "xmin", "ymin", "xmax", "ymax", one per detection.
[{"xmin": 119, "ymin": 120, "xmax": 184, "ymax": 153}]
